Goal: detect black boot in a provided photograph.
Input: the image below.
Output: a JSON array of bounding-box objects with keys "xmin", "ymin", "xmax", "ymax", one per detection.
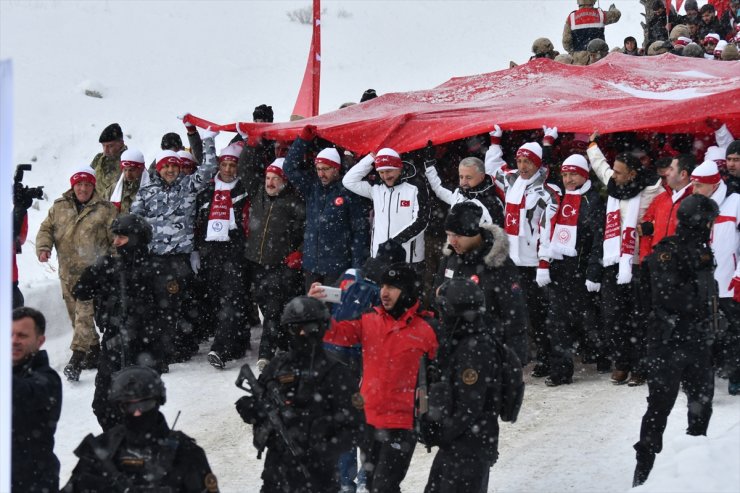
[
  {"xmin": 81, "ymin": 344, "xmax": 100, "ymax": 370},
  {"xmin": 63, "ymin": 351, "xmax": 86, "ymax": 382},
  {"xmin": 633, "ymin": 451, "xmax": 656, "ymax": 487}
]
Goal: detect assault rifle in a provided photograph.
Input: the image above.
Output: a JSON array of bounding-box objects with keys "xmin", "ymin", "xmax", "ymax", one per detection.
[{"xmin": 235, "ymin": 363, "xmax": 311, "ymax": 480}]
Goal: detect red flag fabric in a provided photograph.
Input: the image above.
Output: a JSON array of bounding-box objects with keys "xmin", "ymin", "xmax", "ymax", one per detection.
[
  {"xmin": 709, "ymin": 0, "xmax": 730, "ymax": 19},
  {"xmin": 673, "ymin": 0, "xmax": 685, "ymax": 13},
  {"xmin": 184, "ymin": 54, "xmax": 740, "ymax": 155},
  {"xmin": 291, "ymin": 0, "xmax": 321, "ymax": 119}
]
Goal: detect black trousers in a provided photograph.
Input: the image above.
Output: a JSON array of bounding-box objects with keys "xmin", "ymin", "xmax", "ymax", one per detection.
[
  {"xmin": 635, "ymin": 342, "xmax": 714, "ymax": 456},
  {"xmin": 361, "ymin": 427, "xmax": 416, "ymax": 493},
  {"xmin": 518, "ymin": 266, "xmax": 550, "ymax": 364},
  {"xmin": 150, "ymin": 254, "xmax": 196, "ymax": 363},
  {"xmin": 717, "ymin": 298, "xmax": 740, "ymax": 384},
  {"xmin": 601, "ymin": 264, "xmax": 644, "ymax": 372},
  {"xmin": 425, "ymin": 448, "xmax": 492, "ymax": 493}
]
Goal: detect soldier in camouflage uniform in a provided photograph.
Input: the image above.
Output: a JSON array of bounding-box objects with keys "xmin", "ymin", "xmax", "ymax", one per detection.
[
  {"xmin": 106, "ymin": 148, "xmax": 150, "ymax": 214},
  {"xmin": 130, "ymin": 129, "xmax": 218, "ymax": 365},
  {"xmin": 36, "ymin": 167, "xmax": 117, "ymax": 381},
  {"xmin": 90, "ymin": 123, "xmax": 126, "ymax": 198}
]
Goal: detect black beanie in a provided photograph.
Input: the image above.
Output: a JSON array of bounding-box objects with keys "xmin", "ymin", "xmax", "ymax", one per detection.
[
  {"xmin": 726, "ymin": 140, "xmax": 740, "ymax": 158},
  {"xmin": 444, "ymin": 202, "xmax": 483, "ymax": 237},
  {"xmin": 99, "ymin": 123, "xmax": 123, "ymax": 143},
  {"xmin": 380, "ymin": 263, "xmax": 419, "ymax": 300},
  {"xmin": 160, "ymin": 132, "xmax": 183, "ymax": 150},
  {"xmin": 363, "ymin": 239, "xmax": 408, "ymax": 283},
  {"xmin": 360, "ymin": 89, "xmax": 377, "ymax": 102},
  {"xmin": 253, "ymin": 104, "xmax": 274, "ymax": 122}
]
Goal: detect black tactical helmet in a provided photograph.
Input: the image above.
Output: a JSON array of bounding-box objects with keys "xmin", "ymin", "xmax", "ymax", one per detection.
[
  {"xmin": 280, "ymin": 296, "xmax": 331, "ymax": 339},
  {"xmin": 677, "ymin": 194, "xmax": 719, "ymax": 230},
  {"xmin": 435, "ymin": 278, "xmax": 485, "ymax": 323},
  {"xmin": 111, "ymin": 213, "xmax": 153, "ymax": 247},
  {"xmin": 109, "ymin": 365, "xmax": 166, "ymax": 406}
]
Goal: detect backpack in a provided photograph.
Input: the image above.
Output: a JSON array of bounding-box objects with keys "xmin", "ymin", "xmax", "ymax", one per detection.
[{"xmin": 493, "ymin": 341, "xmax": 525, "ymax": 423}]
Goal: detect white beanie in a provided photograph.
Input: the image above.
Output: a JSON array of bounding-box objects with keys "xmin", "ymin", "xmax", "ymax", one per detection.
[
  {"xmin": 315, "ymin": 148, "xmax": 341, "ymax": 169},
  {"xmin": 714, "ymin": 40, "xmax": 728, "ymax": 57},
  {"xmin": 374, "ymin": 148, "xmax": 403, "ymax": 171},
  {"xmin": 155, "ymin": 150, "xmax": 181, "ymax": 173},
  {"xmin": 177, "ymin": 150, "xmax": 197, "ymax": 165},
  {"xmin": 516, "ymin": 142, "xmax": 543, "ymax": 167},
  {"xmin": 266, "ymin": 157, "xmax": 287, "ymax": 180},
  {"xmin": 120, "ymin": 149, "xmax": 145, "ymax": 168},
  {"xmin": 691, "ymin": 160, "xmax": 721, "ymax": 184},
  {"xmin": 560, "ymin": 154, "xmax": 590, "ymax": 179},
  {"xmin": 219, "ymin": 143, "xmax": 242, "ymax": 162}
]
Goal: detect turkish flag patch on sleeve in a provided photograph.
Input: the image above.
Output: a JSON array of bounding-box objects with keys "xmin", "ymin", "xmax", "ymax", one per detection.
[{"xmin": 400, "ymin": 200, "xmax": 411, "ymax": 207}]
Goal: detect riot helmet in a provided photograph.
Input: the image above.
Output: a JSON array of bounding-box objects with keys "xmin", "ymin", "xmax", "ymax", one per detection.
[
  {"xmin": 280, "ymin": 296, "xmax": 331, "ymax": 351},
  {"xmin": 111, "ymin": 213, "xmax": 153, "ymax": 250},
  {"xmin": 435, "ymin": 278, "xmax": 485, "ymax": 325},
  {"xmin": 109, "ymin": 365, "xmax": 166, "ymax": 415}
]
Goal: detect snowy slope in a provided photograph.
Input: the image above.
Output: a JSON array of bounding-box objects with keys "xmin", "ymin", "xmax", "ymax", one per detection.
[{"xmin": 3, "ymin": 1, "xmax": 740, "ymax": 492}]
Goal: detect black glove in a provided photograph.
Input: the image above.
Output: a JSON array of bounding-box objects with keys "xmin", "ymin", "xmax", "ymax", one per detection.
[
  {"xmin": 423, "ymin": 140, "xmax": 436, "ymax": 169},
  {"xmin": 235, "ymin": 395, "xmax": 259, "ymax": 424},
  {"xmin": 640, "ymin": 221, "xmax": 655, "ymax": 236}
]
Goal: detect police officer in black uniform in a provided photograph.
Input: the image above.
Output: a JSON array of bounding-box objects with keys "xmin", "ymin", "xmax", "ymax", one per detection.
[
  {"xmin": 236, "ymin": 296, "xmax": 361, "ymax": 493},
  {"xmin": 63, "ymin": 365, "xmax": 219, "ymax": 492},
  {"xmin": 73, "ymin": 213, "xmax": 163, "ymax": 430},
  {"xmin": 632, "ymin": 194, "xmax": 719, "ymax": 487},
  {"xmin": 422, "ymin": 279, "xmax": 507, "ymax": 493}
]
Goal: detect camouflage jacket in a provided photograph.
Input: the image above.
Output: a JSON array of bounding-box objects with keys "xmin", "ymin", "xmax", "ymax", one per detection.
[
  {"xmin": 103, "ymin": 179, "xmax": 141, "ymax": 215},
  {"xmin": 35, "ymin": 190, "xmax": 117, "ymax": 282},
  {"xmin": 130, "ymin": 137, "xmax": 217, "ymax": 255},
  {"xmin": 90, "ymin": 146, "xmax": 126, "ymax": 198}
]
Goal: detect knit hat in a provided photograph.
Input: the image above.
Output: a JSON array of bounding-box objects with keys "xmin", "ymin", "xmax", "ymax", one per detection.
[
  {"xmin": 364, "ymin": 239, "xmax": 408, "ymax": 283},
  {"xmin": 705, "ymin": 146, "xmax": 727, "ymax": 169},
  {"xmin": 360, "ymin": 89, "xmax": 378, "ymax": 102},
  {"xmin": 315, "ymin": 147, "xmax": 341, "ymax": 169},
  {"xmin": 669, "ymin": 24, "xmax": 690, "ymax": 41},
  {"xmin": 684, "ymin": 0, "xmax": 698, "ymax": 11},
  {"xmin": 70, "ymin": 166, "xmax": 96, "ymax": 187},
  {"xmin": 177, "ymin": 150, "xmax": 198, "ymax": 171},
  {"xmin": 714, "ymin": 40, "xmax": 728, "ymax": 58},
  {"xmin": 682, "ymin": 43, "xmax": 705, "ymax": 57},
  {"xmin": 721, "ymin": 43, "xmax": 739, "ymax": 60},
  {"xmin": 561, "ymin": 154, "xmax": 590, "ymax": 179},
  {"xmin": 374, "ymin": 148, "xmax": 403, "ymax": 171},
  {"xmin": 155, "ymin": 150, "xmax": 181, "ymax": 173},
  {"xmin": 703, "ymin": 33, "xmax": 720, "ymax": 45},
  {"xmin": 266, "ymin": 157, "xmax": 287, "ymax": 180},
  {"xmin": 120, "ymin": 149, "xmax": 146, "ymax": 169},
  {"xmin": 380, "ymin": 263, "xmax": 419, "ymax": 300},
  {"xmin": 444, "ymin": 202, "xmax": 483, "ymax": 237},
  {"xmin": 219, "ymin": 143, "xmax": 241, "ymax": 163},
  {"xmin": 516, "ymin": 142, "xmax": 543, "ymax": 167},
  {"xmin": 691, "ymin": 160, "xmax": 721, "ymax": 184},
  {"xmin": 675, "ymin": 36, "xmax": 692, "ymax": 47},
  {"xmin": 99, "ymin": 123, "xmax": 123, "ymax": 143},
  {"xmin": 727, "ymin": 140, "xmax": 740, "ymax": 157},
  {"xmin": 253, "ymin": 104, "xmax": 274, "ymax": 122},
  {"xmin": 160, "ymin": 132, "xmax": 183, "ymax": 150}
]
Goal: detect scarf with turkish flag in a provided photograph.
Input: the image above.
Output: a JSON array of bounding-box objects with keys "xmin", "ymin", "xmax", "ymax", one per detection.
[
  {"xmin": 206, "ymin": 174, "xmax": 237, "ymax": 242},
  {"xmin": 549, "ymin": 180, "xmax": 592, "ymax": 259},
  {"xmin": 603, "ymin": 193, "xmax": 640, "ymax": 284}
]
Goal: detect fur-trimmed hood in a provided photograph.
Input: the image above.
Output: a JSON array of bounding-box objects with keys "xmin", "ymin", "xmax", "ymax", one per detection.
[{"xmin": 442, "ymin": 223, "xmax": 509, "ymax": 268}]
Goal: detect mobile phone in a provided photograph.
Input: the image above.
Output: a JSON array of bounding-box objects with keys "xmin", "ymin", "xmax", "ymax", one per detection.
[{"xmin": 319, "ymin": 285, "xmax": 342, "ymax": 303}]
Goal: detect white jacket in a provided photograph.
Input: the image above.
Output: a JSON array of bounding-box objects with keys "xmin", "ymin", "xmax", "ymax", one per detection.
[
  {"xmin": 709, "ymin": 181, "xmax": 740, "ymax": 299},
  {"xmin": 343, "ymin": 155, "xmax": 430, "ymax": 263},
  {"xmin": 424, "ymin": 166, "xmax": 494, "ymax": 225}
]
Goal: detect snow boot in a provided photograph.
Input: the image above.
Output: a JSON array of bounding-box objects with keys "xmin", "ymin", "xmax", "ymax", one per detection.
[
  {"xmin": 545, "ymin": 375, "xmax": 573, "ymax": 387},
  {"xmin": 632, "ymin": 451, "xmax": 655, "ymax": 487},
  {"xmin": 64, "ymin": 351, "xmax": 85, "ymax": 382},
  {"xmin": 81, "ymin": 344, "xmax": 100, "ymax": 370},
  {"xmin": 531, "ymin": 362, "xmax": 549, "ymax": 378},
  {"xmin": 208, "ymin": 351, "xmax": 225, "ymax": 370}
]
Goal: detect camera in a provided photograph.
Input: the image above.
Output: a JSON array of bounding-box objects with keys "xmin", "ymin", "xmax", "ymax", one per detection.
[{"xmin": 14, "ymin": 164, "xmax": 44, "ymax": 208}]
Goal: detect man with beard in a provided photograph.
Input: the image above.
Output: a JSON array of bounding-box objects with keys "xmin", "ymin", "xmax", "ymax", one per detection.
[
  {"xmin": 632, "ymin": 195, "xmax": 719, "ymax": 486},
  {"xmin": 324, "ymin": 264, "xmax": 438, "ymax": 493},
  {"xmin": 63, "ymin": 366, "xmax": 218, "ymax": 492},
  {"xmin": 587, "ymin": 131, "xmax": 663, "ymax": 385},
  {"xmin": 73, "ymin": 214, "xmax": 160, "ymax": 430},
  {"xmin": 236, "ymin": 297, "xmax": 361, "ymax": 492},
  {"xmin": 107, "ymin": 148, "xmax": 150, "ymax": 214}
]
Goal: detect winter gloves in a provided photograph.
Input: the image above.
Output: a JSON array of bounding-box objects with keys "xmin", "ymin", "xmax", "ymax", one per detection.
[
  {"xmin": 489, "ymin": 124, "xmax": 503, "ymax": 145},
  {"xmin": 542, "ymin": 126, "xmax": 558, "ymax": 146},
  {"xmin": 299, "ymin": 125, "xmax": 318, "ymax": 142}
]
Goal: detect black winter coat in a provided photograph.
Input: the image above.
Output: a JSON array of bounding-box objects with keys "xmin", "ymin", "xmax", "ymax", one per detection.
[
  {"xmin": 12, "ymin": 350, "xmax": 62, "ymax": 493},
  {"xmin": 435, "ymin": 224, "xmax": 529, "ymax": 364},
  {"xmin": 194, "ymin": 177, "xmax": 249, "ymax": 257}
]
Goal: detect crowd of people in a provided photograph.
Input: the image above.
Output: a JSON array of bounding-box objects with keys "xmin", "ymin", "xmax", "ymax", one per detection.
[{"xmin": 10, "ymin": 1, "xmax": 740, "ymax": 492}]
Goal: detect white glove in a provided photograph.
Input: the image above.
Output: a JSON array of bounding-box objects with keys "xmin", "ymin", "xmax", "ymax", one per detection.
[
  {"xmin": 177, "ymin": 113, "xmax": 197, "ymax": 133},
  {"xmin": 257, "ymin": 358, "xmax": 269, "ymax": 373},
  {"xmin": 200, "ymin": 126, "xmax": 219, "ymax": 140},
  {"xmin": 489, "ymin": 124, "xmax": 503, "ymax": 138},
  {"xmin": 585, "ymin": 280, "xmax": 601, "ymax": 292},
  {"xmin": 543, "ymin": 125, "xmax": 558, "ymax": 145},
  {"xmin": 237, "ymin": 122, "xmax": 248, "ymax": 141},
  {"xmin": 190, "ymin": 251, "xmax": 201, "ymax": 275},
  {"xmin": 536, "ymin": 268, "xmax": 551, "ymax": 287}
]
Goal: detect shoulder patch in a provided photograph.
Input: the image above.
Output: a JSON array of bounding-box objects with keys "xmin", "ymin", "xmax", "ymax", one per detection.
[
  {"xmin": 204, "ymin": 472, "xmax": 219, "ymax": 492},
  {"xmin": 658, "ymin": 252, "xmax": 671, "ymax": 262},
  {"xmin": 462, "ymin": 368, "xmax": 479, "ymax": 385}
]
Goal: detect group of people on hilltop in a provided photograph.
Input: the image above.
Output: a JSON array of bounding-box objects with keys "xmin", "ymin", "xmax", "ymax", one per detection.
[{"xmin": 528, "ymin": 0, "xmax": 739, "ymax": 65}]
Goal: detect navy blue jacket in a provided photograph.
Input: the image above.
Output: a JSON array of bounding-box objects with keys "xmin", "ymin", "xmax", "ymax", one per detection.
[{"xmin": 284, "ymin": 138, "xmax": 370, "ymax": 277}]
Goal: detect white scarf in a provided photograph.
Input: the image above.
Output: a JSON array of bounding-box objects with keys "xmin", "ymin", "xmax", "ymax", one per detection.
[
  {"xmin": 504, "ymin": 172, "xmax": 540, "ymax": 265},
  {"xmin": 206, "ymin": 174, "xmax": 238, "ymax": 242},
  {"xmin": 549, "ymin": 180, "xmax": 591, "ymax": 259},
  {"xmin": 671, "ymin": 183, "xmax": 691, "ymax": 204},
  {"xmin": 110, "ymin": 171, "xmax": 150, "ymax": 210},
  {"xmin": 603, "ymin": 194, "xmax": 640, "ymax": 284}
]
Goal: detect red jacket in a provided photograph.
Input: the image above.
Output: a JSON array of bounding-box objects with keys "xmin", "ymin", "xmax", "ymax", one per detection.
[
  {"xmin": 639, "ymin": 185, "xmax": 693, "ymax": 261},
  {"xmin": 324, "ymin": 302, "xmax": 438, "ymax": 430}
]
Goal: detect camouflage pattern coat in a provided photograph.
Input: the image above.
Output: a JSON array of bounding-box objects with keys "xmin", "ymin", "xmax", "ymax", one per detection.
[
  {"xmin": 130, "ymin": 137, "xmax": 217, "ymax": 255},
  {"xmin": 90, "ymin": 146, "xmax": 126, "ymax": 198},
  {"xmin": 35, "ymin": 190, "xmax": 117, "ymax": 282}
]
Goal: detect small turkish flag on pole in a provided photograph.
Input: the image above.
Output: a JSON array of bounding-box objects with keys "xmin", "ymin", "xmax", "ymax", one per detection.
[{"xmin": 291, "ymin": 0, "xmax": 321, "ymax": 120}]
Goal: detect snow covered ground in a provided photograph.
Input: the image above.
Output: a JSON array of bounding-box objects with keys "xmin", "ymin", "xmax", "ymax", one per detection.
[{"xmin": 2, "ymin": 1, "xmax": 740, "ymax": 491}]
